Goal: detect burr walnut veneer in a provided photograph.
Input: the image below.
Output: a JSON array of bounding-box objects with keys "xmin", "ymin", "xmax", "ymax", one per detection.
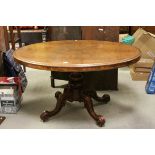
[{"xmin": 13, "ymin": 40, "xmax": 141, "ymax": 126}]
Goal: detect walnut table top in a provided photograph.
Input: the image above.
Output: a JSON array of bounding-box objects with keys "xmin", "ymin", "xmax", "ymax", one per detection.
[{"xmin": 13, "ymin": 40, "xmax": 141, "ymax": 72}]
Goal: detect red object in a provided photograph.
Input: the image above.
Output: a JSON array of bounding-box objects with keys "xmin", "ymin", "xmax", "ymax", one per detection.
[{"xmin": 0, "ymin": 77, "xmax": 22, "ymax": 96}]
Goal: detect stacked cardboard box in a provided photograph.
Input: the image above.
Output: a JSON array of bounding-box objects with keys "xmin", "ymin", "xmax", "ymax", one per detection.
[
  {"xmin": 130, "ymin": 28, "xmax": 155, "ymax": 81},
  {"xmin": 130, "ymin": 58, "xmax": 154, "ymax": 81},
  {"xmin": 0, "ymin": 77, "xmax": 22, "ymax": 113}
]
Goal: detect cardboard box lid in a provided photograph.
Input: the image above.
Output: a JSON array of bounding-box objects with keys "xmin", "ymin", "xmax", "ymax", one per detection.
[{"xmin": 132, "ymin": 28, "xmax": 155, "ymax": 59}]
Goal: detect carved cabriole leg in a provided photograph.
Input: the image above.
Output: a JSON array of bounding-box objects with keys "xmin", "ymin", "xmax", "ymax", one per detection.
[
  {"xmin": 40, "ymin": 91, "xmax": 67, "ymax": 122},
  {"xmin": 40, "ymin": 72, "xmax": 110, "ymax": 127},
  {"xmin": 83, "ymin": 95, "xmax": 105, "ymax": 127},
  {"xmin": 84, "ymin": 90, "xmax": 110, "ymax": 103}
]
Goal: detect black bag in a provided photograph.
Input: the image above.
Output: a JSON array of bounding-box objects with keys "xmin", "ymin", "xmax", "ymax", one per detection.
[{"xmin": 3, "ymin": 49, "xmax": 27, "ymax": 92}]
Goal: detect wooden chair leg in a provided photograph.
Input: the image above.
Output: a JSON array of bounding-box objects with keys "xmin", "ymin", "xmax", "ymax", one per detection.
[{"xmin": 9, "ymin": 26, "xmax": 15, "ymax": 50}]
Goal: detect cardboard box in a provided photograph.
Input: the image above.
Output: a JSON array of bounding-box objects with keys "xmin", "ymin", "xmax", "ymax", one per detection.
[
  {"xmin": 130, "ymin": 67, "xmax": 150, "ymax": 81},
  {"xmin": 132, "ymin": 58, "xmax": 154, "ymax": 68},
  {"xmin": 134, "ymin": 67, "xmax": 151, "ymax": 73},
  {"xmin": 130, "ymin": 28, "xmax": 155, "ymax": 81},
  {"xmin": 131, "ymin": 58, "xmax": 153, "ymax": 73},
  {"xmin": 132, "ymin": 28, "xmax": 155, "ymax": 59},
  {"xmin": 0, "ymin": 77, "xmax": 22, "ymax": 114}
]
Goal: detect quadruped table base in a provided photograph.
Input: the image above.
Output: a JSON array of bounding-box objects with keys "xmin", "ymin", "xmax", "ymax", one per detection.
[{"xmin": 40, "ymin": 72, "xmax": 110, "ymax": 127}]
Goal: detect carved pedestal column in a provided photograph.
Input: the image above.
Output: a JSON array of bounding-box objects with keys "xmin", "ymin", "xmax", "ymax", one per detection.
[{"xmin": 40, "ymin": 72, "xmax": 110, "ymax": 127}]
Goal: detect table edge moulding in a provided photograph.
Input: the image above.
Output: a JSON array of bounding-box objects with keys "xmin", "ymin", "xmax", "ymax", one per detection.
[{"xmin": 13, "ymin": 40, "xmax": 141, "ymax": 72}]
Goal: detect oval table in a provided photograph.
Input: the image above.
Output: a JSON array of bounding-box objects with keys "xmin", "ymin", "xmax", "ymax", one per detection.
[{"xmin": 13, "ymin": 40, "xmax": 141, "ymax": 127}]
